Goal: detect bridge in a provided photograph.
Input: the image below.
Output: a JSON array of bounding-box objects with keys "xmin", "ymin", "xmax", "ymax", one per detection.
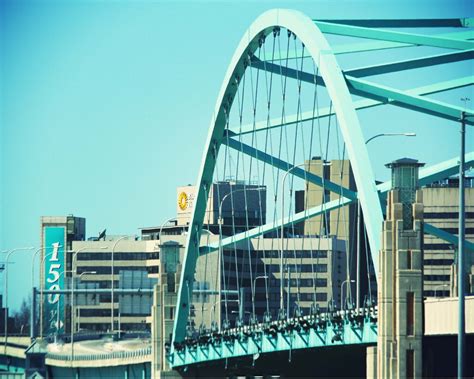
[
  {"xmin": 0, "ymin": 8, "xmax": 473, "ymax": 379},
  {"xmin": 165, "ymin": 8, "xmax": 473, "ymax": 378}
]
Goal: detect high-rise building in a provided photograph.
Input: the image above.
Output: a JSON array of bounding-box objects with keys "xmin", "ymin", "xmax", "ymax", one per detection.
[
  {"xmin": 422, "ymin": 177, "xmax": 474, "ymax": 297},
  {"xmin": 71, "ymin": 237, "xmax": 158, "ymax": 332},
  {"xmin": 39, "ymin": 216, "xmax": 158, "ymax": 335}
]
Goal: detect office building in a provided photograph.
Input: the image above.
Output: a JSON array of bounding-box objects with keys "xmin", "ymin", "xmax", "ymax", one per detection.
[
  {"xmin": 40, "ymin": 216, "xmax": 158, "ymax": 335},
  {"xmin": 422, "ymin": 177, "xmax": 474, "ymax": 297}
]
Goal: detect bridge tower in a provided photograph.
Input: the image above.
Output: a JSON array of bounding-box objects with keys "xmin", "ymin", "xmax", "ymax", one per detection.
[{"xmin": 376, "ymin": 158, "xmax": 425, "ymax": 378}]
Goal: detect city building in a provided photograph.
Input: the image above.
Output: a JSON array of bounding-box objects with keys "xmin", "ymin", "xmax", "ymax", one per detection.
[
  {"xmin": 422, "ymin": 176, "xmax": 474, "ymax": 297},
  {"xmin": 145, "ymin": 182, "xmax": 348, "ymax": 332},
  {"xmin": 40, "ymin": 216, "xmax": 158, "ymax": 335},
  {"xmin": 71, "ymin": 237, "xmax": 158, "ymax": 332}
]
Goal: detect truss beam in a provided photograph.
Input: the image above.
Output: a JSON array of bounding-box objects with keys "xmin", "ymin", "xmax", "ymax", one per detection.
[
  {"xmin": 200, "ymin": 196, "xmax": 353, "ymax": 255},
  {"xmin": 314, "ymin": 18, "xmax": 473, "ymax": 28},
  {"xmin": 169, "ymin": 315, "xmax": 377, "ymax": 368},
  {"xmin": 314, "ymin": 21, "xmax": 474, "ymax": 50},
  {"xmin": 230, "ymin": 76, "xmax": 474, "ymax": 137},
  {"xmin": 346, "ymin": 76, "xmax": 474, "ymax": 125},
  {"xmin": 200, "ymin": 153, "xmax": 474, "ymax": 255},
  {"xmin": 346, "ymin": 50, "xmax": 474, "ymax": 78},
  {"xmin": 223, "ymin": 135, "xmax": 357, "ymax": 200}
]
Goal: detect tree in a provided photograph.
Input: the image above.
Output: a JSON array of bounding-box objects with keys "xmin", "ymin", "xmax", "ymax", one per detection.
[{"xmin": 13, "ymin": 296, "xmax": 30, "ymax": 335}]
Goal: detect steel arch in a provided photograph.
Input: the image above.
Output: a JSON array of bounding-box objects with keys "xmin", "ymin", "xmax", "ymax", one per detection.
[{"xmin": 172, "ymin": 9, "xmax": 383, "ymax": 345}]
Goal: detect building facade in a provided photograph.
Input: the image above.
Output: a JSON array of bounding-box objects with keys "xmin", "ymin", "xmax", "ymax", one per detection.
[{"xmin": 422, "ymin": 177, "xmax": 474, "ymax": 297}]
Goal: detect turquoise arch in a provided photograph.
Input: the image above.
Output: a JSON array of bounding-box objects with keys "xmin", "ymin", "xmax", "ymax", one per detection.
[{"xmin": 172, "ymin": 9, "xmax": 383, "ymax": 345}]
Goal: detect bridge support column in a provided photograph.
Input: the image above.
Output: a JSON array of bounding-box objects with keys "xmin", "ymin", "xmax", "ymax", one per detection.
[
  {"xmin": 366, "ymin": 346, "xmax": 377, "ymax": 379},
  {"xmin": 151, "ymin": 241, "xmax": 183, "ymax": 379},
  {"xmin": 377, "ymin": 159, "xmax": 425, "ymax": 379}
]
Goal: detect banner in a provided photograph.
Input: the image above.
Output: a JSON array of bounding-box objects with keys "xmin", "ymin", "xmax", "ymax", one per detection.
[{"xmin": 44, "ymin": 226, "xmax": 65, "ymax": 335}]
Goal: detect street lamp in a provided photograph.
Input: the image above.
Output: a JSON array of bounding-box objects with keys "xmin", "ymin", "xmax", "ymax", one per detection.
[
  {"xmin": 355, "ymin": 132, "xmax": 417, "ymax": 309},
  {"xmin": 280, "ymin": 161, "xmax": 330, "ymax": 317},
  {"xmin": 32, "ymin": 246, "xmax": 62, "ymax": 339},
  {"xmin": 111, "ymin": 236, "xmax": 128, "ymax": 333},
  {"xmin": 217, "ymin": 186, "xmax": 265, "ymax": 326},
  {"xmin": 2, "ymin": 247, "xmax": 35, "ymax": 352},
  {"xmin": 71, "ymin": 270, "xmax": 96, "ymax": 362},
  {"xmin": 434, "ymin": 284, "xmax": 449, "ymax": 298},
  {"xmin": 210, "ymin": 299, "xmax": 239, "ymax": 330},
  {"xmin": 365, "ymin": 132, "xmax": 416, "ymax": 145},
  {"xmin": 341, "ymin": 279, "xmax": 355, "ymax": 310},
  {"xmin": 159, "ymin": 217, "xmax": 177, "ymax": 242},
  {"xmin": 252, "ymin": 275, "xmax": 268, "ymax": 322}
]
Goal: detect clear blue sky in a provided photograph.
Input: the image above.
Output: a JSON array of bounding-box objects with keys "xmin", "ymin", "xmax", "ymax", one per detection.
[{"xmin": 1, "ymin": 0, "xmax": 473, "ymax": 310}]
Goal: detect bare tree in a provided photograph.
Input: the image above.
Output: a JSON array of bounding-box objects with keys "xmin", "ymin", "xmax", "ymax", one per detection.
[{"xmin": 13, "ymin": 296, "xmax": 30, "ymax": 335}]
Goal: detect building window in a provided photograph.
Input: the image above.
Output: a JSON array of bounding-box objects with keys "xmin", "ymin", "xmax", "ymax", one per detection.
[
  {"xmin": 407, "ymin": 292, "xmax": 414, "ymax": 336},
  {"xmin": 406, "ymin": 349, "xmax": 415, "ymax": 378}
]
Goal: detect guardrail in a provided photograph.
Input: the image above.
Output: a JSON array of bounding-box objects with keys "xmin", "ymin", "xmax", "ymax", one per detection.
[{"xmin": 46, "ymin": 346, "xmax": 151, "ymax": 362}]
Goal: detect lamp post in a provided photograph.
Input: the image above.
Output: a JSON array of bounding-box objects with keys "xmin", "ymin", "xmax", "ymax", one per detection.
[
  {"xmin": 458, "ymin": 96, "xmax": 470, "ymax": 379},
  {"xmin": 341, "ymin": 279, "xmax": 355, "ymax": 311},
  {"xmin": 280, "ymin": 162, "xmax": 330, "ymax": 317},
  {"xmin": 2, "ymin": 247, "xmax": 35, "ymax": 352},
  {"xmin": 111, "ymin": 236, "xmax": 128, "ymax": 333},
  {"xmin": 252, "ymin": 275, "xmax": 268, "ymax": 322},
  {"xmin": 434, "ymin": 284, "xmax": 449, "ymax": 298},
  {"xmin": 32, "ymin": 246, "xmax": 61, "ymax": 339},
  {"xmin": 159, "ymin": 218, "xmax": 177, "ymax": 242},
  {"xmin": 210, "ymin": 299, "xmax": 239, "ymax": 329},
  {"xmin": 218, "ymin": 186, "xmax": 265, "ymax": 326},
  {"xmin": 356, "ymin": 132, "xmax": 416, "ymax": 309}
]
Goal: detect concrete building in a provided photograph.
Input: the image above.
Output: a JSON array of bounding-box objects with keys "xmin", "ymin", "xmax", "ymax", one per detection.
[
  {"xmin": 176, "ymin": 181, "xmax": 266, "ymax": 236},
  {"xmin": 71, "ymin": 237, "xmax": 158, "ymax": 333},
  {"xmin": 422, "ymin": 177, "xmax": 474, "ymax": 297},
  {"xmin": 295, "ymin": 158, "xmax": 375, "ymax": 306},
  {"xmin": 40, "ymin": 216, "xmax": 158, "ymax": 335}
]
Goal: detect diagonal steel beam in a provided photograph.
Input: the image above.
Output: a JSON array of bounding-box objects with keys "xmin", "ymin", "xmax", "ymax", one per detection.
[
  {"xmin": 346, "ymin": 76, "xmax": 474, "ymax": 125},
  {"xmin": 234, "ymin": 62, "xmax": 474, "ymax": 136},
  {"xmin": 264, "ymin": 30, "xmax": 474, "ymax": 60},
  {"xmin": 251, "ymin": 57, "xmax": 474, "ymax": 125},
  {"xmin": 199, "ymin": 196, "xmax": 354, "ymax": 255},
  {"xmin": 199, "ymin": 153, "xmax": 474, "ymax": 255},
  {"xmin": 425, "ymin": 223, "xmax": 474, "ymax": 253},
  {"xmin": 314, "ymin": 21, "xmax": 474, "ymax": 50},
  {"xmin": 223, "ymin": 135, "xmax": 357, "ymax": 200},
  {"xmin": 345, "ymin": 49, "xmax": 474, "ymax": 78},
  {"xmin": 313, "ymin": 18, "xmax": 473, "ymax": 28}
]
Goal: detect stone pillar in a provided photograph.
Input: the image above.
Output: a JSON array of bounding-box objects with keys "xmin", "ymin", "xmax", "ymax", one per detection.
[
  {"xmin": 151, "ymin": 241, "xmax": 183, "ymax": 379},
  {"xmin": 366, "ymin": 346, "xmax": 377, "ymax": 379},
  {"xmin": 376, "ymin": 158, "xmax": 424, "ymax": 379}
]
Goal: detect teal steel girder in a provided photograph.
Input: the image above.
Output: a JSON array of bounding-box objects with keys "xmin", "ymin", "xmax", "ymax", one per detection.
[
  {"xmin": 200, "ymin": 152, "xmax": 474, "ymax": 255},
  {"xmin": 223, "ymin": 135, "xmax": 357, "ymax": 200},
  {"xmin": 346, "ymin": 49, "xmax": 474, "ymax": 78},
  {"xmin": 251, "ymin": 58, "xmax": 474, "ymax": 125},
  {"xmin": 169, "ymin": 314, "xmax": 377, "ymax": 368},
  {"xmin": 314, "ymin": 21, "xmax": 474, "ymax": 50},
  {"xmin": 172, "ymin": 9, "xmax": 383, "ymax": 346},
  {"xmin": 200, "ymin": 196, "xmax": 353, "ymax": 255},
  {"xmin": 264, "ymin": 30, "xmax": 474, "ymax": 60},
  {"xmin": 314, "ymin": 18, "xmax": 473, "ymax": 28},
  {"xmin": 346, "ymin": 76, "xmax": 474, "ymax": 125},
  {"xmin": 425, "ymin": 223, "xmax": 474, "ymax": 253},
  {"xmin": 231, "ymin": 76, "xmax": 474, "ymax": 137}
]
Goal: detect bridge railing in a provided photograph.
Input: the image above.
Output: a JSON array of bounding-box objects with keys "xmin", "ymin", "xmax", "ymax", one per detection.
[
  {"xmin": 46, "ymin": 346, "xmax": 151, "ymax": 362},
  {"xmin": 168, "ymin": 306, "xmax": 378, "ymax": 368}
]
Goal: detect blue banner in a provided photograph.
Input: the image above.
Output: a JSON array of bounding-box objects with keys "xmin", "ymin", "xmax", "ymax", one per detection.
[{"xmin": 44, "ymin": 226, "xmax": 65, "ymax": 335}]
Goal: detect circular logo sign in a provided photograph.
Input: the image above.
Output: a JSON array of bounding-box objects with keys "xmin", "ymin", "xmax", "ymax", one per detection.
[{"xmin": 178, "ymin": 191, "xmax": 189, "ymax": 211}]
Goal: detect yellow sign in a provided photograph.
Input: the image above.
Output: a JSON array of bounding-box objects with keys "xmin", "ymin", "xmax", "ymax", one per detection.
[{"xmin": 178, "ymin": 191, "xmax": 189, "ymax": 211}]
